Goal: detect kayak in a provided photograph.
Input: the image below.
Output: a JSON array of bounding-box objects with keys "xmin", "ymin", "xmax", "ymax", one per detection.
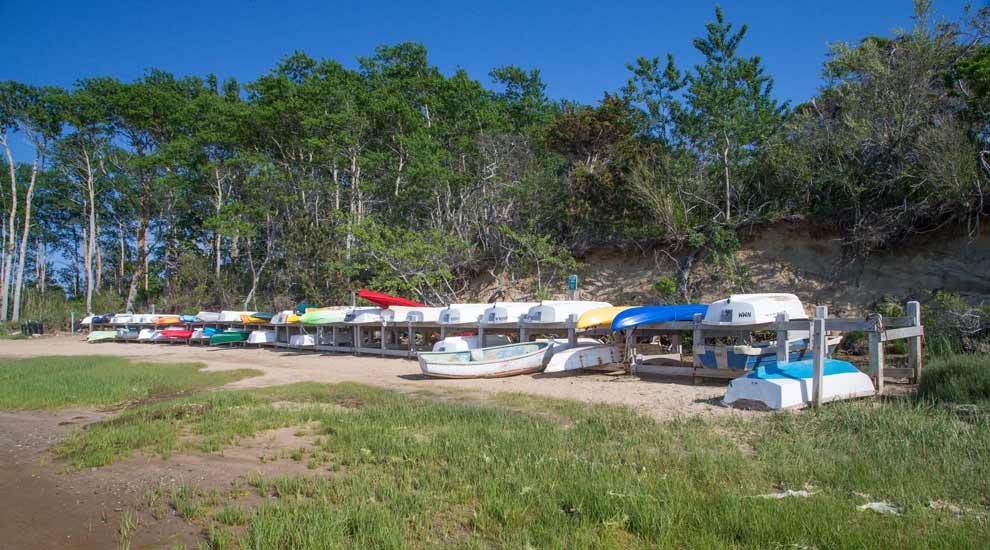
[
  {"xmin": 239, "ymin": 314, "xmax": 272, "ymax": 323},
  {"xmin": 154, "ymin": 317, "xmax": 182, "ymax": 325},
  {"xmin": 358, "ymin": 289, "xmax": 425, "ymax": 308},
  {"xmin": 179, "ymin": 315, "xmax": 198, "ymax": 323},
  {"xmin": 296, "ymin": 303, "xmax": 320, "ymax": 314},
  {"xmin": 249, "ymin": 312, "xmax": 274, "ymax": 321},
  {"xmin": 286, "ymin": 313, "xmax": 301, "ymax": 323},
  {"xmin": 576, "ymin": 306, "xmax": 633, "ymax": 329},
  {"xmin": 210, "ymin": 330, "xmax": 251, "ymax": 345},
  {"xmin": 610, "ymin": 304, "xmax": 709, "ymax": 331},
  {"xmin": 161, "ymin": 329, "xmax": 193, "ymax": 339},
  {"xmin": 301, "ymin": 309, "xmax": 349, "ymax": 324}
]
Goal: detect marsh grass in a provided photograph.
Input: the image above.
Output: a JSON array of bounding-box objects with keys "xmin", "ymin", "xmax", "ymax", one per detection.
[
  {"xmin": 52, "ymin": 381, "xmax": 990, "ymax": 548},
  {"xmin": 0, "ymin": 355, "xmax": 259, "ymax": 409}
]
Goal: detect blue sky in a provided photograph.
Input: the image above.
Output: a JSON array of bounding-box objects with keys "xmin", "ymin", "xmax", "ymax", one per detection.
[{"xmin": 0, "ymin": 0, "xmax": 973, "ymax": 156}]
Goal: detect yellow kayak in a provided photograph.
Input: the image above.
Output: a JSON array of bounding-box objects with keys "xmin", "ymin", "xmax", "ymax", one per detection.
[
  {"xmin": 576, "ymin": 306, "xmax": 633, "ymax": 329},
  {"xmin": 286, "ymin": 313, "xmax": 301, "ymax": 323}
]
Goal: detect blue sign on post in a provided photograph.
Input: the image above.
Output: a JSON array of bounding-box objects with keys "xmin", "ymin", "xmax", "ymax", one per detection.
[{"xmin": 567, "ymin": 274, "xmax": 578, "ymax": 291}]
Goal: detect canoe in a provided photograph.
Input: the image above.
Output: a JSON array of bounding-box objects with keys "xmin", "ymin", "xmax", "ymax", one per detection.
[
  {"xmin": 544, "ymin": 344, "xmax": 622, "ymax": 373},
  {"xmin": 576, "ymin": 306, "xmax": 633, "ymax": 329},
  {"xmin": 481, "ymin": 302, "xmax": 539, "ymax": 324},
  {"xmin": 358, "ymin": 289, "xmax": 425, "ymax": 308},
  {"xmin": 432, "ymin": 335, "xmax": 512, "ymax": 352},
  {"xmin": 247, "ymin": 330, "xmax": 277, "ymax": 344},
  {"xmin": 154, "ymin": 317, "xmax": 182, "ymax": 325},
  {"xmin": 723, "ymin": 359, "xmax": 875, "ymax": 410},
  {"xmin": 523, "ymin": 301, "xmax": 613, "ymax": 324},
  {"xmin": 419, "ymin": 341, "xmax": 552, "ymax": 379},
  {"xmin": 610, "ymin": 304, "xmax": 709, "ymax": 331},
  {"xmin": 210, "ymin": 330, "xmax": 251, "ymax": 345},
  {"xmin": 301, "ymin": 309, "xmax": 349, "ymax": 324},
  {"xmin": 87, "ymin": 330, "xmax": 117, "ymax": 342},
  {"xmin": 161, "ymin": 329, "xmax": 193, "ymax": 339}
]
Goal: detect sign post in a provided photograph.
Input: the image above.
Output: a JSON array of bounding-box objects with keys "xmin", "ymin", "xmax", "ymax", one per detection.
[{"xmin": 567, "ymin": 274, "xmax": 578, "ymax": 300}]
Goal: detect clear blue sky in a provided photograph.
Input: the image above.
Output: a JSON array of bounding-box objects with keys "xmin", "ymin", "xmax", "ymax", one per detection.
[{"xmin": 0, "ymin": 0, "xmax": 973, "ymax": 152}]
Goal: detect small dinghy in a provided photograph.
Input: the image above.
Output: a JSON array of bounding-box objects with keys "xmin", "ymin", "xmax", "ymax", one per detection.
[
  {"xmin": 543, "ymin": 344, "xmax": 621, "ymax": 373},
  {"xmin": 432, "ymin": 335, "xmax": 512, "ymax": 352},
  {"xmin": 87, "ymin": 330, "xmax": 117, "ymax": 342},
  {"xmin": 481, "ymin": 302, "xmax": 539, "ymax": 324},
  {"xmin": 116, "ymin": 327, "xmax": 140, "ymax": 340},
  {"xmin": 271, "ymin": 310, "xmax": 295, "ymax": 324},
  {"xmin": 247, "ymin": 330, "xmax": 278, "ymax": 344},
  {"xmin": 438, "ymin": 303, "xmax": 490, "ymax": 325},
  {"xmin": 289, "ymin": 333, "xmax": 316, "ymax": 347},
  {"xmin": 419, "ymin": 341, "xmax": 552, "ymax": 379},
  {"xmin": 723, "ymin": 359, "xmax": 875, "ymax": 410},
  {"xmin": 161, "ymin": 329, "xmax": 193, "ymax": 339},
  {"xmin": 137, "ymin": 328, "xmax": 157, "ymax": 341},
  {"xmin": 210, "ymin": 330, "xmax": 251, "ymax": 345},
  {"xmin": 111, "ymin": 314, "xmax": 134, "ymax": 324},
  {"xmin": 344, "ymin": 307, "xmax": 384, "ymax": 324},
  {"xmin": 382, "ymin": 306, "xmax": 443, "ymax": 323},
  {"xmin": 523, "ymin": 301, "xmax": 612, "ymax": 323},
  {"xmin": 218, "ymin": 310, "xmax": 252, "ymax": 322}
]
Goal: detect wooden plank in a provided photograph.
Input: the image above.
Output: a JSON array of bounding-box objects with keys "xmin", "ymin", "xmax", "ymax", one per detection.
[
  {"xmin": 881, "ymin": 326, "xmax": 924, "ymax": 342},
  {"xmin": 906, "ymin": 301, "xmax": 922, "ymax": 383},
  {"xmin": 776, "ymin": 312, "xmax": 790, "ymax": 365},
  {"xmin": 882, "ymin": 368, "xmax": 916, "ymax": 378}
]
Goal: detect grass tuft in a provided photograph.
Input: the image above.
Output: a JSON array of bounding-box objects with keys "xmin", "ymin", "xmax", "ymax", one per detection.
[{"xmin": 918, "ymin": 355, "xmax": 990, "ymax": 407}]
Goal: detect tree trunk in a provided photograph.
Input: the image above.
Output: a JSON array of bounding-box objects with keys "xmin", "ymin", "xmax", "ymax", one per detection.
[
  {"xmin": 1, "ymin": 135, "xmax": 18, "ymax": 321},
  {"xmin": 12, "ymin": 155, "xmax": 40, "ymax": 320},
  {"xmin": 125, "ymin": 209, "xmax": 150, "ymax": 313},
  {"xmin": 83, "ymin": 149, "xmax": 96, "ymax": 314},
  {"xmin": 722, "ymin": 143, "xmax": 731, "ymax": 222}
]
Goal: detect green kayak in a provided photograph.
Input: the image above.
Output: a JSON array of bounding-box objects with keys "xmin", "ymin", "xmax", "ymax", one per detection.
[
  {"xmin": 300, "ymin": 309, "xmax": 348, "ymax": 324},
  {"xmin": 209, "ymin": 331, "xmax": 251, "ymax": 345}
]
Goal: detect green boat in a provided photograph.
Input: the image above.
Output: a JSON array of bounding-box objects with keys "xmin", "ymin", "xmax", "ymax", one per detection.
[
  {"xmin": 300, "ymin": 309, "xmax": 348, "ymax": 324},
  {"xmin": 209, "ymin": 330, "xmax": 251, "ymax": 345}
]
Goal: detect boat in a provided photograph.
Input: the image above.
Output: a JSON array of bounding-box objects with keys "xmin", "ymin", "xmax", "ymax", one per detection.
[
  {"xmin": 523, "ymin": 301, "xmax": 613, "ymax": 323},
  {"xmin": 703, "ymin": 294, "xmax": 808, "ymax": 327},
  {"xmin": 576, "ymin": 306, "xmax": 633, "ymax": 329},
  {"xmin": 543, "ymin": 344, "xmax": 621, "ymax": 373},
  {"xmin": 247, "ymin": 330, "xmax": 278, "ymax": 344},
  {"xmin": 419, "ymin": 341, "xmax": 553, "ymax": 378},
  {"xmin": 179, "ymin": 315, "xmax": 198, "ymax": 323},
  {"xmin": 110, "ymin": 314, "xmax": 134, "ymax": 324},
  {"xmin": 153, "ymin": 316, "xmax": 182, "ymax": 325},
  {"xmin": 218, "ymin": 310, "xmax": 252, "ymax": 322},
  {"xmin": 151, "ymin": 329, "xmax": 173, "ymax": 342},
  {"xmin": 382, "ymin": 306, "xmax": 443, "ymax": 323},
  {"xmin": 296, "ymin": 303, "xmax": 319, "ymax": 314},
  {"xmin": 249, "ymin": 312, "xmax": 274, "ymax": 321},
  {"xmin": 481, "ymin": 302, "xmax": 539, "ymax": 324},
  {"xmin": 210, "ymin": 330, "xmax": 251, "ymax": 345},
  {"xmin": 195, "ymin": 311, "xmax": 221, "ymax": 322},
  {"xmin": 116, "ymin": 327, "xmax": 140, "ymax": 340},
  {"xmin": 723, "ymin": 359, "xmax": 875, "ymax": 410},
  {"xmin": 300, "ymin": 308, "xmax": 350, "ymax": 324},
  {"xmin": 285, "ymin": 313, "xmax": 301, "ymax": 323},
  {"xmin": 190, "ymin": 328, "xmax": 209, "ymax": 341},
  {"xmin": 161, "ymin": 329, "xmax": 193, "ymax": 339},
  {"xmin": 271, "ymin": 310, "xmax": 296, "ymax": 324},
  {"xmin": 344, "ymin": 307, "xmax": 384, "ymax": 324},
  {"xmin": 694, "ymin": 294, "xmax": 833, "ymax": 370},
  {"xmin": 432, "ymin": 334, "xmax": 512, "ymax": 352},
  {"xmin": 357, "ymin": 289, "xmax": 426, "ymax": 308},
  {"xmin": 610, "ymin": 304, "xmax": 709, "ymax": 331},
  {"xmin": 438, "ymin": 304, "xmax": 490, "ymax": 325},
  {"xmin": 289, "ymin": 333, "xmax": 316, "ymax": 347},
  {"xmin": 87, "ymin": 330, "xmax": 117, "ymax": 342},
  {"xmin": 203, "ymin": 327, "xmax": 222, "ymax": 337},
  {"xmin": 137, "ymin": 328, "xmax": 156, "ymax": 341}
]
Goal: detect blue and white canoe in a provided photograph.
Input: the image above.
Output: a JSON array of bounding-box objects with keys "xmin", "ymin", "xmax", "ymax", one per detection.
[
  {"xmin": 610, "ymin": 304, "xmax": 710, "ymax": 331},
  {"xmin": 723, "ymin": 359, "xmax": 875, "ymax": 410}
]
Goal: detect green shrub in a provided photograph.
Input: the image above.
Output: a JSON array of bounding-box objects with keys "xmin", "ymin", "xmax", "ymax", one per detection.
[
  {"xmin": 917, "ymin": 354, "xmax": 990, "ymax": 407},
  {"xmin": 652, "ymin": 275, "xmax": 677, "ymax": 299}
]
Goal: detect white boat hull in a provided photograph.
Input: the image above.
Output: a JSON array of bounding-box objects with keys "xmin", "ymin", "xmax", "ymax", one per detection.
[
  {"xmin": 432, "ymin": 335, "xmax": 512, "ymax": 352},
  {"xmin": 419, "ymin": 343, "xmax": 551, "ymax": 378},
  {"xmin": 247, "ymin": 330, "xmax": 278, "ymax": 344},
  {"xmin": 290, "ymin": 334, "xmax": 316, "ymax": 347},
  {"xmin": 724, "ymin": 370, "xmax": 875, "ymax": 410},
  {"xmin": 544, "ymin": 345, "xmax": 621, "ymax": 373}
]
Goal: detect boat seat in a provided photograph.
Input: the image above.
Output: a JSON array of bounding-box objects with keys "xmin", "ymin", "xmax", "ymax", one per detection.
[{"xmin": 469, "ymin": 349, "xmax": 484, "ymax": 362}]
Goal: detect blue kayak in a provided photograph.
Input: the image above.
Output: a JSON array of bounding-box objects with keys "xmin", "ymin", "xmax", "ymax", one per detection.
[{"xmin": 610, "ymin": 304, "xmax": 709, "ymax": 331}]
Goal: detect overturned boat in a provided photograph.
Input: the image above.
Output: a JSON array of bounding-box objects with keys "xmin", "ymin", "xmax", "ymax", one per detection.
[
  {"xmin": 523, "ymin": 301, "xmax": 612, "ymax": 323},
  {"xmin": 723, "ymin": 359, "xmax": 875, "ymax": 410}
]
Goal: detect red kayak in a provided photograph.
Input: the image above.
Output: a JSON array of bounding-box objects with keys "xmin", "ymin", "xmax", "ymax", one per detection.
[
  {"xmin": 357, "ymin": 289, "xmax": 425, "ymax": 308},
  {"xmin": 161, "ymin": 329, "xmax": 193, "ymax": 339}
]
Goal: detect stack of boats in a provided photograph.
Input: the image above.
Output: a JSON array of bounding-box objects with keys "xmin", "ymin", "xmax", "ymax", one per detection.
[{"xmin": 83, "ymin": 290, "xmax": 875, "ymax": 410}]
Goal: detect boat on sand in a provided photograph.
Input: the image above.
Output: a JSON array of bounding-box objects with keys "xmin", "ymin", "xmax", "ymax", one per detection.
[
  {"xmin": 419, "ymin": 341, "xmax": 552, "ymax": 378},
  {"xmin": 723, "ymin": 359, "xmax": 875, "ymax": 410}
]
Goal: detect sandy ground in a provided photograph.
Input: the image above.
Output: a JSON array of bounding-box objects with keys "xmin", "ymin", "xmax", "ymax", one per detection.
[
  {"xmin": 0, "ymin": 334, "xmax": 750, "ymax": 422},
  {"xmin": 0, "ymin": 335, "xmax": 752, "ymax": 549}
]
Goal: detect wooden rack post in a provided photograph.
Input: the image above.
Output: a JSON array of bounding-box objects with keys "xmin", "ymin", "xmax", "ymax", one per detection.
[
  {"xmin": 868, "ymin": 315, "xmax": 885, "ymax": 394},
  {"xmin": 775, "ymin": 312, "xmax": 790, "ymax": 365},
  {"xmin": 812, "ymin": 306, "xmax": 828, "ymax": 406},
  {"xmin": 691, "ymin": 313, "xmax": 703, "ymax": 367},
  {"xmin": 906, "ymin": 301, "xmax": 922, "ymax": 383}
]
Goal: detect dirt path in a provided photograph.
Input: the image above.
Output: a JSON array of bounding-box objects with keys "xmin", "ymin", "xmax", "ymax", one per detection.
[{"xmin": 0, "ymin": 335, "xmax": 747, "ymax": 422}]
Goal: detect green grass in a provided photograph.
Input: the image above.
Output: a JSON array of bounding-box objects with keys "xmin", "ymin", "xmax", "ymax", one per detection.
[
  {"xmin": 918, "ymin": 354, "xmax": 990, "ymax": 408},
  {"xmin": 53, "ymin": 382, "xmax": 990, "ymax": 548},
  {"xmin": 0, "ymin": 355, "xmax": 259, "ymax": 409}
]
